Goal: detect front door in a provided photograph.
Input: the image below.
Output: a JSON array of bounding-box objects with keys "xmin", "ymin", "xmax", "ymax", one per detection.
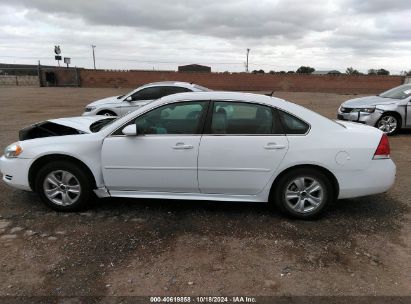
[
  {"xmin": 102, "ymin": 100, "xmax": 209, "ymax": 193},
  {"xmin": 198, "ymin": 101, "xmax": 288, "ymax": 195}
]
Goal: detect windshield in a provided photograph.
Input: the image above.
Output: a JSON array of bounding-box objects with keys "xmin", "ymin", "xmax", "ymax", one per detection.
[{"xmin": 379, "ymin": 84, "xmax": 411, "ymax": 99}]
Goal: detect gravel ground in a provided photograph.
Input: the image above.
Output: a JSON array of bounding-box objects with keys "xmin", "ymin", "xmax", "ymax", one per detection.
[{"xmin": 0, "ymin": 87, "xmax": 409, "ymax": 298}]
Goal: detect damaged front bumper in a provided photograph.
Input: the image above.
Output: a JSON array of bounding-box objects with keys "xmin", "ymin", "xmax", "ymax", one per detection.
[{"xmin": 337, "ymin": 108, "xmax": 383, "ymax": 126}]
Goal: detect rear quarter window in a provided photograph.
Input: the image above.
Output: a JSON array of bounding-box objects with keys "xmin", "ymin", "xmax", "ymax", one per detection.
[{"xmin": 278, "ymin": 110, "xmax": 310, "ymax": 135}]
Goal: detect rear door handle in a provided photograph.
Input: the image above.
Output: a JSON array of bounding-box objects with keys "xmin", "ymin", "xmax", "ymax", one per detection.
[
  {"xmin": 264, "ymin": 143, "xmax": 286, "ymax": 150},
  {"xmin": 172, "ymin": 143, "xmax": 194, "ymax": 150}
]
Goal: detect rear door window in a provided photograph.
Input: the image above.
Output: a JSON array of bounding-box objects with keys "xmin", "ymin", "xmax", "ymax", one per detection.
[
  {"xmin": 210, "ymin": 101, "xmax": 280, "ymax": 135},
  {"xmin": 163, "ymin": 86, "xmax": 192, "ymax": 96}
]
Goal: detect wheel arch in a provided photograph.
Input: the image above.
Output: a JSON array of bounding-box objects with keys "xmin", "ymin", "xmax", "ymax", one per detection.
[
  {"xmin": 376, "ymin": 111, "xmax": 402, "ymax": 127},
  {"xmin": 96, "ymin": 109, "xmax": 117, "ymax": 116},
  {"xmin": 28, "ymin": 154, "xmax": 97, "ymax": 192},
  {"xmin": 269, "ymin": 164, "xmax": 340, "ymax": 201}
]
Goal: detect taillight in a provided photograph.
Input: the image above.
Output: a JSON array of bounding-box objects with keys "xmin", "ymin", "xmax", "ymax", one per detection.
[{"xmin": 373, "ymin": 134, "xmax": 390, "ymax": 160}]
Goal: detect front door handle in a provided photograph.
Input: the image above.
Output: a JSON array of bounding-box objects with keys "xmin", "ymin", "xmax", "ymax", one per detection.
[
  {"xmin": 172, "ymin": 143, "xmax": 194, "ymax": 150},
  {"xmin": 264, "ymin": 143, "xmax": 286, "ymax": 150}
]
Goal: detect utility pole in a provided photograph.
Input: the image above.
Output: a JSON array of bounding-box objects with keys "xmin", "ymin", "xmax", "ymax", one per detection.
[
  {"xmin": 37, "ymin": 60, "xmax": 42, "ymax": 87},
  {"xmin": 91, "ymin": 45, "xmax": 96, "ymax": 69},
  {"xmin": 246, "ymin": 48, "xmax": 250, "ymax": 73}
]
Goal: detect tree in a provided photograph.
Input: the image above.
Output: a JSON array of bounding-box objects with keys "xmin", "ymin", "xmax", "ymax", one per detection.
[
  {"xmin": 296, "ymin": 66, "xmax": 315, "ymax": 74},
  {"xmin": 287, "ymin": 71, "xmax": 295, "ymax": 74},
  {"xmin": 377, "ymin": 68, "xmax": 390, "ymax": 75},
  {"xmin": 252, "ymin": 69, "xmax": 265, "ymax": 74},
  {"xmin": 346, "ymin": 67, "xmax": 360, "ymax": 75},
  {"xmin": 269, "ymin": 70, "xmax": 276, "ymax": 74},
  {"xmin": 368, "ymin": 69, "xmax": 377, "ymax": 75}
]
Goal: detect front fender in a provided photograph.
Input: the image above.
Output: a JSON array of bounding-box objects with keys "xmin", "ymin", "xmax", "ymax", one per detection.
[{"xmin": 21, "ymin": 134, "xmax": 105, "ymax": 188}]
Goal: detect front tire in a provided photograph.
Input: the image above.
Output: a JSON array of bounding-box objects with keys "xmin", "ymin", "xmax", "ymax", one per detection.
[
  {"xmin": 271, "ymin": 168, "xmax": 334, "ymax": 219},
  {"xmin": 376, "ymin": 114, "xmax": 400, "ymax": 135},
  {"xmin": 35, "ymin": 161, "xmax": 93, "ymax": 211}
]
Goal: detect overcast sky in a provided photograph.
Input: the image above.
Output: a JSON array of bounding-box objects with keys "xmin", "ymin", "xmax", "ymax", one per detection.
[{"xmin": 0, "ymin": 0, "xmax": 410, "ymax": 73}]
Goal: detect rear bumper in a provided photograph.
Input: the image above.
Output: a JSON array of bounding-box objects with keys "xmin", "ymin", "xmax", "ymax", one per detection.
[
  {"xmin": 0, "ymin": 156, "xmax": 32, "ymax": 191},
  {"xmin": 337, "ymin": 109, "xmax": 382, "ymax": 127},
  {"xmin": 337, "ymin": 159, "xmax": 396, "ymax": 199}
]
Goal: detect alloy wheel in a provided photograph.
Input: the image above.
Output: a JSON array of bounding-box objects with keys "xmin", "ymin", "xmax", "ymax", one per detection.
[
  {"xmin": 377, "ymin": 115, "xmax": 398, "ymax": 134},
  {"xmin": 284, "ymin": 177, "xmax": 324, "ymax": 214},
  {"xmin": 43, "ymin": 170, "xmax": 81, "ymax": 206}
]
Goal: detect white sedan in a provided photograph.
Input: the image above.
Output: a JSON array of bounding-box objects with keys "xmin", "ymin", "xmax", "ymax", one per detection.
[
  {"xmin": 82, "ymin": 81, "xmax": 210, "ymax": 116},
  {"xmin": 0, "ymin": 92, "xmax": 396, "ymax": 218}
]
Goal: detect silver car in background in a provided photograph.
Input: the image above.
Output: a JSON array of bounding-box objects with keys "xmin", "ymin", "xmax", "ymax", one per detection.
[
  {"xmin": 337, "ymin": 84, "xmax": 411, "ymax": 135},
  {"xmin": 83, "ymin": 81, "xmax": 211, "ymax": 116}
]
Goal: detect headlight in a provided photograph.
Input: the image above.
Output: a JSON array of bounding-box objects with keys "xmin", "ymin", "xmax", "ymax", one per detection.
[
  {"xmin": 352, "ymin": 107, "xmax": 375, "ymax": 113},
  {"xmin": 4, "ymin": 143, "xmax": 23, "ymax": 158},
  {"xmin": 84, "ymin": 106, "xmax": 96, "ymax": 112}
]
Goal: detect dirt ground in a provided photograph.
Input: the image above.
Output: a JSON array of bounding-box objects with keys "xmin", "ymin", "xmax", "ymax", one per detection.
[{"xmin": 0, "ymin": 87, "xmax": 409, "ymax": 299}]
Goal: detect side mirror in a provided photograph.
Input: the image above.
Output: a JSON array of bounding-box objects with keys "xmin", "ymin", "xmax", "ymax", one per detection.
[
  {"xmin": 125, "ymin": 96, "xmax": 133, "ymax": 102},
  {"xmin": 122, "ymin": 124, "xmax": 137, "ymax": 136}
]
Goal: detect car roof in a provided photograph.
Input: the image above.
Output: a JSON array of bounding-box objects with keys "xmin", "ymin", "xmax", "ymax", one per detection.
[
  {"xmin": 159, "ymin": 91, "xmax": 290, "ymax": 107},
  {"xmin": 140, "ymin": 81, "xmax": 197, "ymax": 89}
]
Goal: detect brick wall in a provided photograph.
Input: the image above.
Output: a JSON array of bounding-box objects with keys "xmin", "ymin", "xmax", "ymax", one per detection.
[
  {"xmin": 40, "ymin": 67, "xmax": 80, "ymax": 87},
  {"xmin": 79, "ymin": 69, "xmax": 404, "ymax": 94}
]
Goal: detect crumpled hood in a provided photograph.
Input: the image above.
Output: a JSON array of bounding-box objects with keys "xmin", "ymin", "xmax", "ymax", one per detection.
[
  {"xmin": 48, "ymin": 116, "xmax": 109, "ymax": 133},
  {"xmin": 87, "ymin": 96, "xmax": 122, "ymax": 107},
  {"xmin": 342, "ymin": 95, "xmax": 399, "ymax": 108}
]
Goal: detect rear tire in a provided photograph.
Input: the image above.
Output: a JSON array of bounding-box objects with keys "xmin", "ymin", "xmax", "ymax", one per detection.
[
  {"xmin": 35, "ymin": 161, "xmax": 93, "ymax": 211},
  {"xmin": 97, "ymin": 110, "xmax": 117, "ymax": 116},
  {"xmin": 271, "ymin": 168, "xmax": 334, "ymax": 219},
  {"xmin": 376, "ymin": 113, "xmax": 401, "ymax": 135}
]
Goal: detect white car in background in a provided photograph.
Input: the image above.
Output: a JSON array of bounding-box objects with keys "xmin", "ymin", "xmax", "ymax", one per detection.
[
  {"xmin": 82, "ymin": 81, "xmax": 210, "ymax": 116},
  {"xmin": 1, "ymin": 92, "xmax": 395, "ymax": 219}
]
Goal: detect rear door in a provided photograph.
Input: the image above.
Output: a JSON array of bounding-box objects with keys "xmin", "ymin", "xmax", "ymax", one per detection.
[{"xmin": 198, "ymin": 101, "xmax": 289, "ymax": 195}]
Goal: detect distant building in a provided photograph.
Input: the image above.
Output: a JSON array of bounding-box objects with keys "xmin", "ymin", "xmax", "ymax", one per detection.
[
  {"xmin": 312, "ymin": 70, "xmax": 341, "ymax": 75},
  {"xmin": 178, "ymin": 64, "xmax": 211, "ymax": 73}
]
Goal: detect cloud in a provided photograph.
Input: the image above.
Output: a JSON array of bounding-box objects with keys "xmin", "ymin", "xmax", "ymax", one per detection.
[
  {"xmin": 0, "ymin": 0, "xmax": 410, "ymax": 73},
  {"xmin": 1, "ymin": 0, "xmax": 338, "ymax": 39},
  {"xmin": 344, "ymin": 0, "xmax": 411, "ymax": 13}
]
